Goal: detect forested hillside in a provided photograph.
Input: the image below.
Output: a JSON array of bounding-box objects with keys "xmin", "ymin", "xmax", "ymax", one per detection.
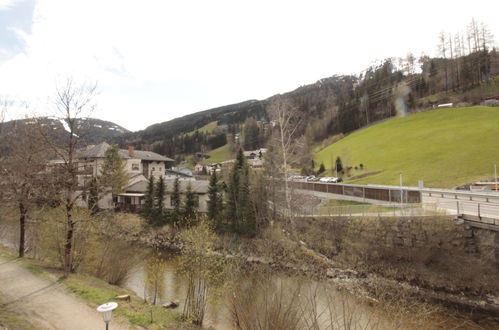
[
  {"xmin": 1, "ymin": 117, "xmax": 129, "ymax": 146},
  {"xmin": 117, "ymin": 20, "xmax": 498, "ymax": 166}
]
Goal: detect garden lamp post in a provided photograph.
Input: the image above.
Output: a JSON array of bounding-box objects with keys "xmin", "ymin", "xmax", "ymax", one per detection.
[{"xmin": 97, "ymin": 302, "xmax": 118, "ymax": 330}]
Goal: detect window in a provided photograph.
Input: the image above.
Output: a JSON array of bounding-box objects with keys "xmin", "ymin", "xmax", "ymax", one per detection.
[
  {"xmin": 132, "ymin": 163, "xmax": 140, "ymax": 171},
  {"xmin": 152, "ymin": 167, "xmax": 156, "ymax": 172}
]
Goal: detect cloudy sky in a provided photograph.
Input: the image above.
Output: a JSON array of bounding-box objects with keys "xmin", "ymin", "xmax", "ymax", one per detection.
[{"xmin": 0, "ymin": 0, "xmax": 497, "ymax": 131}]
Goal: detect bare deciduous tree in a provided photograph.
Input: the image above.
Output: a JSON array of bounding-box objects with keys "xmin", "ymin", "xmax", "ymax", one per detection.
[
  {"xmin": 267, "ymin": 95, "xmax": 303, "ymax": 216},
  {"xmin": 0, "ymin": 119, "xmax": 49, "ymax": 257},
  {"xmin": 39, "ymin": 78, "xmax": 97, "ymax": 274}
]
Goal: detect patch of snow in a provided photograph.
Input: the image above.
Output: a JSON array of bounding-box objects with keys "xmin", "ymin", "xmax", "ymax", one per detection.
[
  {"xmin": 58, "ymin": 119, "xmax": 79, "ymax": 137},
  {"xmin": 94, "ymin": 124, "xmax": 102, "ymax": 128}
]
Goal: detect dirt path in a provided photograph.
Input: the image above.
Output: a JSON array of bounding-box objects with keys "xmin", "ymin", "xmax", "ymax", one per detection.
[{"xmin": 0, "ymin": 257, "xmax": 130, "ymax": 330}]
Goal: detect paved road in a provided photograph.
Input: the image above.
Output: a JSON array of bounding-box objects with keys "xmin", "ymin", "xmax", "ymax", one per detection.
[
  {"xmin": 0, "ymin": 257, "xmax": 129, "ymax": 330},
  {"xmin": 422, "ymin": 195, "xmax": 499, "ymax": 219}
]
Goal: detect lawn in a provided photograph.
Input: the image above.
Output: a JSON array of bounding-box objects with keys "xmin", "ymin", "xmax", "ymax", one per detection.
[
  {"xmin": 207, "ymin": 143, "xmax": 233, "ymax": 163},
  {"xmin": 314, "ymin": 106, "xmax": 499, "ymax": 188}
]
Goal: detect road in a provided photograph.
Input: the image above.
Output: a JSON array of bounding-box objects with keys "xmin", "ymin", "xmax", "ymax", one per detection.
[
  {"xmin": 422, "ymin": 194, "xmax": 499, "ymax": 219},
  {"xmin": 0, "ymin": 257, "xmax": 129, "ymax": 330}
]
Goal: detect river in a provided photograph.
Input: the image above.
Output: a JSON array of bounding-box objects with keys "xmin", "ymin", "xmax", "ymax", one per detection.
[{"xmin": 123, "ymin": 252, "xmax": 391, "ymax": 329}]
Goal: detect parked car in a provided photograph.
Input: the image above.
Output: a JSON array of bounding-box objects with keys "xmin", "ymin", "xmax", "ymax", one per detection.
[{"xmin": 306, "ymin": 176, "xmax": 318, "ymax": 182}]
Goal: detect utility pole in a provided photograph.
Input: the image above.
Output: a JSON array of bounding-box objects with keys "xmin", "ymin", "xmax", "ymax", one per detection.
[
  {"xmin": 495, "ymin": 163, "xmax": 497, "ymax": 192},
  {"xmin": 399, "ymin": 173, "xmax": 403, "ymax": 204}
]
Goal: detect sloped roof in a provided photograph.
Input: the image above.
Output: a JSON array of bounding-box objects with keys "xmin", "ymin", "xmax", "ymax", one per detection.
[
  {"xmin": 166, "ymin": 169, "xmax": 193, "ymax": 177},
  {"xmin": 77, "ymin": 142, "xmax": 173, "ymax": 162},
  {"xmin": 125, "ymin": 177, "xmax": 209, "ymax": 194},
  {"xmin": 130, "ymin": 150, "xmax": 173, "ymax": 162},
  {"xmin": 78, "ymin": 142, "xmax": 114, "ymax": 158},
  {"xmin": 165, "ymin": 179, "xmax": 209, "ymax": 194}
]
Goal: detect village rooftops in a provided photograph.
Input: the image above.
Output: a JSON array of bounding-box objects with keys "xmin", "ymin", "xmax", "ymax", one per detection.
[
  {"xmin": 77, "ymin": 142, "xmax": 173, "ymax": 162},
  {"xmin": 124, "ymin": 176, "xmax": 208, "ymax": 194}
]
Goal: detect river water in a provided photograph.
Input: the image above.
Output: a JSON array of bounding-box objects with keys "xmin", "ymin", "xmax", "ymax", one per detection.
[{"xmin": 122, "ymin": 253, "xmax": 389, "ymax": 329}]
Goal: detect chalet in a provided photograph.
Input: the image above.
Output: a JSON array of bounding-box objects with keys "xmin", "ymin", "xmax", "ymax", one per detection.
[
  {"xmin": 77, "ymin": 142, "xmax": 174, "ymax": 179},
  {"xmin": 194, "ymin": 162, "xmax": 221, "ymax": 175}
]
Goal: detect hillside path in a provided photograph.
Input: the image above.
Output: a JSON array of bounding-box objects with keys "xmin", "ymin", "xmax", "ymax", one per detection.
[{"xmin": 0, "ymin": 257, "xmax": 130, "ymax": 330}]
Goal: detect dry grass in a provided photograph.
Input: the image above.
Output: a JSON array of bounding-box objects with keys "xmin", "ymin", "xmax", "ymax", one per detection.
[{"xmin": 227, "ymin": 274, "xmax": 466, "ymax": 330}]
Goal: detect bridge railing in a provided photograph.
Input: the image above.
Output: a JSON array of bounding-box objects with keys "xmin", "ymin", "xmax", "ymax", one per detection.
[
  {"xmin": 290, "ymin": 203, "xmax": 441, "ymax": 217},
  {"xmin": 425, "ymin": 199, "xmax": 499, "ymax": 220}
]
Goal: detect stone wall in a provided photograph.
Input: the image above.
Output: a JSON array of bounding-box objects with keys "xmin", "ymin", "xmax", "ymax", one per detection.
[{"xmin": 292, "ymin": 215, "xmax": 499, "ymax": 294}]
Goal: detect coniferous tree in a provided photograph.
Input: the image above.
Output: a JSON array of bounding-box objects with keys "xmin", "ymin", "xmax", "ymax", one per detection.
[
  {"xmin": 142, "ymin": 176, "xmax": 155, "ymax": 223},
  {"xmin": 335, "ymin": 157, "xmax": 343, "ymax": 175},
  {"xmin": 207, "ymin": 170, "xmax": 224, "ymax": 226},
  {"xmin": 100, "ymin": 144, "xmax": 129, "ymax": 195},
  {"xmin": 238, "ymin": 166, "xmax": 256, "ymax": 236},
  {"xmin": 318, "ymin": 163, "xmax": 326, "ymax": 174},
  {"xmin": 183, "ymin": 182, "xmax": 197, "ymax": 222},
  {"xmin": 225, "ymin": 148, "xmax": 256, "ymax": 236},
  {"xmin": 88, "ymin": 177, "xmax": 99, "ymax": 214},
  {"xmin": 171, "ymin": 177, "xmax": 182, "ymax": 223},
  {"xmin": 154, "ymin": 176, "xmax": 165, "ymax": 225}
]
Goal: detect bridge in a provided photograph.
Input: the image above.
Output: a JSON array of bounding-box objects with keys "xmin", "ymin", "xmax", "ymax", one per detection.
[{"xmin": 291, "ymin": 181, "xmax": 499, "ymax": 231}]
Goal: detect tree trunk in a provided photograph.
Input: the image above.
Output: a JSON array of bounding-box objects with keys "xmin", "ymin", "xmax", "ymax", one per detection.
[
  {"xmin": 64, "ymin": 204, "xmax": 74, "ymax": 274},
  {"xmin": 18, "ymin": 202, "xmax": 27, "ymax": 258}
]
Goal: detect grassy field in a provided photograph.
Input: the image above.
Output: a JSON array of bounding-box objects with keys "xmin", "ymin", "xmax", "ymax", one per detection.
[
  {"xmin": 186, "ymin": 120, "xmax": 218, "ymax": 136},
  {"xmin": 314, "ymin": 106, "xmax": 499, "ymax": 188},
  {"xmin": 207, "ymin": 143, "xmax": 233, "ymax": 163}
]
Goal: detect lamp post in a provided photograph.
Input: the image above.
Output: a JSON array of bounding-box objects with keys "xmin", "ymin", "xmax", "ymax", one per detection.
[{"xmin": 97, "ymin": 302, "xmax": 118, "ymax": 330}]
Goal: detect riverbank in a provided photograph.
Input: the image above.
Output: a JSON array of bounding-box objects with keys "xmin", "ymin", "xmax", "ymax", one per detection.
[
  {"xmin": 101, "ymin": 212, "xmax": 499, "ymax": 319},
  {"xmin": 0, "ymin": 245, "xmax": 195, "ymax": 330},
  {"xmin": 2, "ymin": 208, "xmax": 498, "ymax": 328}
]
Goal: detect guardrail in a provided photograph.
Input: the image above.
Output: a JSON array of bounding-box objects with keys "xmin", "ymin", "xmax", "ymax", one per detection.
[
  {"xmin": 290, "ymin": 203, "xmax": 438, "ymax": 217},
  {"xmin": 421, "ymin": 188, "xmax": 499, "ymax": 203},
  {"xmin": 428, "ymin": 199, "xmax": 499, "ymax": 220}
]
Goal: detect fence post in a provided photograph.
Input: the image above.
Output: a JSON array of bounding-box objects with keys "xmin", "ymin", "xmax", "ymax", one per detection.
[
  {"xmin": 478, "ymin": 203, "xmax": 480, "ymax": 218},
  {"xmin": 456, "ymin": 201, "xmax": 459, "ymax": 216}
]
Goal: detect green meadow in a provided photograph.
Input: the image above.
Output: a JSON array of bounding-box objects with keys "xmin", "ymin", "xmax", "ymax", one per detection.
[{"xmin": 314, "ymin": 106, "xmax": 499, "ymax": 188}]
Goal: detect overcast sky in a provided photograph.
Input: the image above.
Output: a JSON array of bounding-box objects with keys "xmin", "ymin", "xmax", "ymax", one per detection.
[{"xmin": 0, "ymin": 0, "xmax": 497, "ymax": 131}]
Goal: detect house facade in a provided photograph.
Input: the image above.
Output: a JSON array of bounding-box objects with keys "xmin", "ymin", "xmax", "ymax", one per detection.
[{"xmin": 77, "ymin": 143, "xmax": 174, "ymax": 180}]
